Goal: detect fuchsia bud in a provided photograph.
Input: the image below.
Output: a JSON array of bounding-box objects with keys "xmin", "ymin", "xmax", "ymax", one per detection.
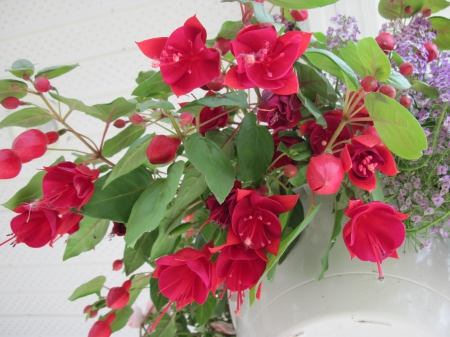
[
  {"xmin": 113, "ymin": 119, "xmax": 126, "ymax": 128},
  {"xmin": 379, "ymin": 85, "xmax": 396, "ymax": 98},
  {"xmin": 306, "ymin": 153, "xmax": 344, "ymax": 195},
  {"xmin": 129, "ymin": 114, "xmax": 143, "ymax": 125},
  {"xmin": 256, "ymin": 185, "xmax": 269, "ymax": 197},
  {"xmin": 213, "ymin": 38, "xmax": 231, "ymax": 55},
  {"xmin": 422, "ymin": 8, "xmax": 432, "ymax": 17},
  {"xmin": 88, "ymin": 313, "xmax": 116, "ymax": 337},
  {"xmin": 12, "ymin": 129, "xmax": 48, "ymax": 163},
  {"xmin": 404, "ymin": 5, "xmax": 413, "ymax": 15},
  {"xmin": 206, "ymin": 73, "xmax": 225, "ymax": 91},
  {"xmin": 89, "ymin": 310, "xmax": 98, "ymax": 318},
  {"xmin": 106, "ymin": 283, "xmax": 130, "ymax": 309},
  {"xmin": 399, "ymin": 62, "xmax": 414, "ymax": 76},
  {"xmin": 146, "ymin": 135, "xmax": 180, "ymax": 165},
  {"xmin": 179, "ymin": 112, "xmax": 193, "ymax": 125},
  {"xmin": 284, "ymin": 164, "xmax": 298, "ymax": 178},
  {"xmin": 34, "ymin": 78, "xmax": 51, "ymax": 93},
  {"xmin": 0, "ymin": 149, "xmax": 22, "ymax": 179},
  {"xmin": 375, "ymin": 32, "xmax": 395, "ymax": 52},
  {"xmin": 360, "ymin": 76, "xmax": 378, "ymax": 92},
  {"xmin": 112, "ymin": 259, "xmax": 123, "ymax": 271},
  {"xmin": 45, "ymin": 131, "xmax": 59, "ymax": 144},
  {"xmin": 1, "ymin": 96, "xmax": 20, "ymax": 109},
  {"xmin": 399, "ymin": 96, "xmax": 412, "ymax": 109},
  {"xmin": 424, "ymin": 42, "xmax": 439, "ymax": 63},
  {"xmin": 290, "ymin": 9, "xmax": 309, "ymax": 22},
  {"xmin": 83, "ymin": 305, "xmax": 92, "ymax": 314}
]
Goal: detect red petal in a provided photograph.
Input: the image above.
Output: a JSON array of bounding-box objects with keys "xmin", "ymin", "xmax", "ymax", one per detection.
[
  {"xmin": 348, "ymin": 170, "xmax": 377, "ymax": 192},
  {"xmin": 224, "ymin": 66, "xmax": 251, "ymax": 90},
  {"xmin": 236, "ymin": 189, "xmax": 254, "ymax": 202},
  {"xmin": 136, "ymin": 37, "xmax": 168, "ymax": 59},
  {"xmin": 268, "ymin": 194, "xmax": 299, "ymax": 213},
  {"xmin": 184, "ymin": 15, "xmax": 207, "ymax": 43}
]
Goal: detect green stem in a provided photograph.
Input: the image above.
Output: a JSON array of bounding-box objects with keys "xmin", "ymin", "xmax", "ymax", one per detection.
[{"xmin": 164, "ymin": 109, "xmax": 183, "ymax": 139}]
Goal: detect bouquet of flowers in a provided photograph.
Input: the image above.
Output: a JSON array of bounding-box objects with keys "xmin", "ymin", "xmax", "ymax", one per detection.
[{"xmin": 0, "ymin": 0, "xmax": 448, "ymax": 336}]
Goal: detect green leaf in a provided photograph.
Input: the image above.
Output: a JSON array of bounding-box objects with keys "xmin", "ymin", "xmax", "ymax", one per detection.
[
  {"xmin": 93, "ymin": 97, "xmax": 137, "ymax": 122},
  {"xmin": 246, "ymin": 1, "xmax": 284, "ymax": 31},
  {"xmin": 129, "ymin": 274, "xmax": 152, "ymax": 305},
  {"xmin": 216, "ymin": 20, "xmax": 244, "ymax": 40},
  {"xmin": 205, "ymin": 129, "xmax": 236, "ymax": 159},
  {"xmin": 104, "ymin": 135, "xmax": 152, "ymax": 187},
  {"xmin": 288, "ymin": 165, "xmax": 308, "ymax": 187},
  {"xmin": 0, "ymin": 107, "xmax": 52, "ymax": 129},
  {"xmin": 150, "ymin": 278, "xmax": 169, "ymax": 311},
  {"xmin": 236, "ymin": 113, "xmax": 273, "ymax": 182},
  {"xmin": 339, "ymin": 41, "xmax": 367, "ymax": 78},
  {"xmin": 102, "ymin": 124, "xmax": 145, "ymax": 158},
  {"xmin": 35, "ymin": 64, "xmax": 79, "ymax": 79},
  {"xmin": 378, "ymin": 0, "xmax": 425, "ymax": 19},
  {"xmin": 110, "ymin": 306, "xmax": 134, "ymax": 332},
  {"xmin": 391, "ymin": 52, "xmax": 405, "ymax": 67},
  {"xmin": 138, "ymin": 100, "xmax": 175, "ymax": 112},
  {"xmin": 423, "ymin": 0, "xmax": 450, "ymax": 13},
  {"xmin": 48, "ymin": 92, "xmax": 104, "ymax": 120},
  {"xmin": 297, "ymin": 90, "xmax": 327, "ymax": 128},
  {"xmin": 179, "ymin": 91, "xmax": 250, "ymax": 115},
  {"xmin": 194, "ymin": 295, "xmax": 217, "ymax": 326},
  {"xmin": 152, "ymin": 315, "xmax": 176, "ymax": 337},
  {"xmin": 125, "ymin": 161, "xmax": 184, "ymax": 246},
  {"xmin": 81, "ymin": 166, "xmax": 153, "ymax": 222},
  {"xmin": 385, "ymin": 70, "xmax": 411, "ymax": 89},
  {"xmin": 372, "ymin": 171, "xmax": 385, "ymax": 202},
  {"xmin": 0, "ymin": 79, "xmax": 28, "ymax": 100},
  {"xmin": 278, "ymin": 198, "xmax": 304, "ymax": 264},
  {"xmin": 365, "ymin": 92, "xmax": 427, "ymax": 159},
  {"xmin": 2, "ymin": 156, "xmax": 64, "ymax": 210},
  {"xmin": 135, "ymin": 70, "xmax": 156, "ymax": 84},
  {"xmin": 304, "ymin": 48, "xmax": 359, "ymax": 90},
  {"xmin": 357, "ymin": 37, "xmax": 392, "ymax": 81},
  {"xmin": 429, "ymin": 16, "xmax": 450, "ymax": 50},
  {"xmin": 68, "ymin": 276, "xmax": 106, "ymax": 301},
  {"xmin": 249, "ymin": 204, "xmax": 321, "ymax": 305},
  {"xmin": 410, "ymin": 79, "xmax": 440, "ymax": 98},
  {"xmin": 316, "ymin": 208, "xmax": 344, "ymax": 280},
  {"xmin": 6, "ymin": 59, "xmax": 34, "ymax": 78},
  {"xmin": 123, "ymin": 232, "xmax": 157, "ymax": 275},
  {"xmin": 185, "ymin": 133, "xmax": 234, "ymax": 204},
  {"xmin": 63, "ymin": 217, "xmax": 110, "ymax": 260},
  {"xmin": 132, "ymin": 71, "xmax": 172, "ymax": 98},
  {"xmin": 295, "ymin": 62, "xmax": 337, "ymax": 103},
  {"xmin": 266, "ymin": 0, "xmax": 338, "ymax": 9},
  {"xmin": 278, "ymin": 142, "xmax": 311, "ymax": 161}
]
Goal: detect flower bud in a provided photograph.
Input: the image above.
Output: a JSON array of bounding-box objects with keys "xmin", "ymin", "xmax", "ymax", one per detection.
[
  {"xmin": 113, "ymin": 119, "xmax": 126, "ymax": 128},
  {"xmin": 106, "ymin": 285, "xmax": 130, "ymax": 309},
  {"xmin": 256, "ymin": 184, "xmax": 269, "ymax": 197},
  {"xmin": 213, "ymin": 38, "xmax": 231, "ymax": 55},
  {"xmin": 83, "ymin": 305, "xmax": 92, "ymax": 314},
  {"xmin": 424, "ymin": 42, "xmax": 439, "ymax": 63},
  {"xmin": 290, "ymin": 9, "xmax": 309, "ymax": 22},
  {"xmin": 404, "ymin": 5, "xmax": 413, "ymax": 15},
  {"xmin": 88, "ymin": 313, "xmax": 115, "ymax": 337},
  {"xmin": 375, "ymin": 32, "xmax": 395, "ymax": 52},
  {"xmin": 45, "ymin": 131, "xmax": 59, "ymax": 144},
  {"xmin": 12, "ymin": 129, "xmax": 48, "ymax": 163},
  {"xmin": 399, "ymin": 62, "xmax": 414, "ymax": 76},
  {"xmin": 34, "ymin": 78, "xmax": 51, "ymax": 93},
  {"xmin": 379, "ymin": 85, "xmax": 396, "ymax": 99},
  {"xmin": 179, "ymin": 112, "xmax": 193, "ymax": 125},
  {"xmin": 89, "ymin": 310, "xmax": 98, "ymax": 318},
  {"xmin": 306, "ymin": 153, "xmax": 344, "ymax": 195},
  {"xmin": 112, "ymin": 259, "xmax": 123, "ymax": 271},
  {"xmin": 284, "ymin": 164, "xmax": 298, "ymax": 178},
  {"xmin": 129, "ymin": 113, "xmax": 143, "ymax": 125},
  {"xmin": 360, "ymin": 76, "xmax": 377, "ymax": 92},
  {"xmin": 206, "ymin": 73, "xmax": 225, "ymax": 91},
  {"xmin": 0, "ymin": 149, "xmax": 22, "ymax": 179},
  {"xmin": 422, "ymin": 8, "xmax": 432, "ymax": 17},
  {"xmin": 1, "ymin": 96, "xmax": 20, "ymax": 109},
  {"xmin": 399, "ymin": 96, "xmax": 412, "ymax": 109},
  {"xmin": 146, "ymin": 135, "xmax": 180, "ymax": 165}
]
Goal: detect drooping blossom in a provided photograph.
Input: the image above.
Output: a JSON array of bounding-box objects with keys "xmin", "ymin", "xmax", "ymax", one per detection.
[
  {"xmin": 137, "ymin": 15, "xmax": 221, "ymax": 96},
  {"xmin": 42, "ymin": 162, "xmax": 99, "ymax": 210},
  {"xmin": 342, "ymin": 199, "xmax": 407, "ymax": 279},
  {"xmin": 146, "ymin": 135, "xmax": 181, "ymax": 165},
  {"xmin": 50, "ymin": 212, "xmax": 83, "ymax": 246},
  {"xmin": 11, "ymin": 129, "xmax": 48, "ymax": 163},
  {"xmin": 257, "ymin": 90, "xmax": 302, "ymax": 130},
  {"xmin": 340, "ymin": 135, "xmax": 398, "ymax": 191},
  {"xmin": 106, "ymin": 280, "xmax": 131, "ymax": 309},
  {"xmin": 231, "ymin": 189, "xmax": 299, "ymax": 254},
  {"xmin": 306, "ymin": 153, "xmax": 344, "ymax": 195},
  {"xmin": 205, "ymin": 181, "xmax": 242, "ymax": 227},
  {"xmin": 225, "ymin": 25, "xmax": 311, "ymax": 95}
]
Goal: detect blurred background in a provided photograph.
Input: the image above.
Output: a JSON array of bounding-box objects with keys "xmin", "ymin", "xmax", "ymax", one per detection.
[{"xmin": 1, "ymin": 0, "xmax": 446, "ymax": 336}]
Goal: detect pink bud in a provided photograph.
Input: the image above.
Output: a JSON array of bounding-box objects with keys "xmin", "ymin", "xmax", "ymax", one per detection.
[
  {"xmin": 113, "ymin": 119, "xmax": 126, "ymax": 128},
  {"xmin": 112, "ymin": 259, "xmax": 123, "ymax": 271},
  {"xmin": 422, "ymin": 8, "xmax": 432, "ymax": 17},
  {"xmin": 290, "ymin": 9, "xmax": 309, "ymax": 22},
  {"xmin": 106, "ymin": 286, "xmax": 130, "ymax": 309},
  {"xmin": 1, "ymin": 96, "xmax": 20, "ymax": 109},
  {"xmin": 404, "ymin": 5, "xmax": 413, "ymax": 15},
  {"xmin": 360, "ymin": 76, "xmax": 378, "ymax": 92},
  {"xmin": 45, "ymin": 131, "xmax": 59, "ymax": 144},
  {"xmin": 12, "ymin": 129, "xmax": 48, "ymax": 163},
  {"xmin": 375, "ymin": 32, "xmax": 395, "ymax": 52},
  {"xmin": 399, "ymin": 62, "xmax": 414, "ymax": 76},
  {"xmin": 213, "ymin": 38, "xmax": 231, "ymax": 55},
  {"xmin": 129, "ymin": 114, "xmax": 143, "ymax": 125},
  {"xmin": 122, "ymin": 280, "xmax": 132, "ymax": 291},
  {"xmin": 284, "ymin": 164, "xmax": 298, "ymax": 178},
  {"xmin": 179, "ymin": 112, "xmax": 193, "ymax": 125},
  {"xmin": 399, "ymin": 96, "xmax": 412, "ymax": 109},
  {"xmin": 83, "ymin": 305, "xmax": 92, "ymax": 314},
  {"xmin": 306, "ymin": 153, "xmax": 344, "ymax": 195},
  {"xmin": 0, "ymin": 149, "xmax": 22, "ymax": 179},
  {"xmin": 379, "ymin": 85, "xmax": 396, "ymax": 99},
  {"xmin": 89, "ymin": 310, "xmax": 98, "ymax": 318},
  {"xmin": 146, "ymin": 135, "xmax": 180, "ymax": 165},
  {"xmin": 424, "ymin": 42, "xmax": 439, "ymax": 63},
  {"xmin": 34, "ymin": 78, "xmax": 51, "ymax": 93}
]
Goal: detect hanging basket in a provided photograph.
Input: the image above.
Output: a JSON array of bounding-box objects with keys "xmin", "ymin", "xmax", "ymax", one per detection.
[{"xmin": 230, "ymin": 186, "xmax": 450, "ymax": 337}]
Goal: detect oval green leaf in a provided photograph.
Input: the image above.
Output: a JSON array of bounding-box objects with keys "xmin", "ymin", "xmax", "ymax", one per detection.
[
  {"xmin": 35, "ymin": 63, "xmax": 79, "ymax": 79},
  {"xmin": 385, "ymin": 70, "xmax": 411, "ymax": 89},
  {"xmin": 102, "ymin": 124, "xmax": 145, "ymax": 158},
  {"xmin": 411, "ymin": 79, "xmax": 440, "ymax": 98},
  {"xmin": 365, "ymin": 92, "xmax": 427, "ymax": 159},
  {"xmin": 6, "ymin": 59, "xmax": 34, "ymax": 78},
  {"xmin": 0, "ymin": 79, "xmax": 28, "ymax": 101},
  {"xmin": 0, "ymin": 107, "xmax": 52, "ymax": 129},
  {"xmin": 357, "ymin": 37, "xmax": 392, "ymax": 81},
  {"xmin": 68, "ymin": 275, "xmax": 106, "ymax": 301},
  {"xmin": 378, "ymin": 0, "xmax": 425, "ymax": 19},
  {"xmin": 429, "ymin": 16, "xmax": 450, "ymax": 50}
]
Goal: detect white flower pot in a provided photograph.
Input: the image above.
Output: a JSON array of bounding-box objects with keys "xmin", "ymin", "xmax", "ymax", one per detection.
[{"xmin": 230, "ymin": 187, "xmax": 450, "ymax": 337}]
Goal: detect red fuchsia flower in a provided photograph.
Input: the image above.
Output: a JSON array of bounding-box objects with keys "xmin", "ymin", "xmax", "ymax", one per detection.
[
  {"xmin": 205, "ymin": 181, "xmax": 242, "ymax": 227},
  {"xmin": 88, "ymin": 312, "xmax": 116, "ymax": 337},
  {"xmin": 190, "ymin": 92, "xmax": 229, "ymax": 135},
  {"xmin": 106, "ymin": 280, "xmax": 131, "ymax": 309},
  {"xmin": 290, "ymin": 9, "xmax": 309, "ymax": 22},
  {"xmin": 50, "ymin": 212, "xmax": 83, "ymax": 246},
  {"xmin": 0, "ymin": 149, "xmax": 22, "ymax": 179},
  {"xmin": 2, "ymin": 204, "xmax": 60, "ymax": 248},
  {"xmin": 257, "ymin": 90, "xmax": 302, "ymax": 130},
  {"xmin": 12, "ymin": 129, "xmax": 48, "ymax": 163},
  {"xmin": 306, "ymin": 153, "xmax": 344, "ymax": 195},
  {"xmin": 342, "ymin": 199, "xmax": 408, "ymax": 279},
  {"xmin": 112, "ymin": 259, "xmax": 124, "ymax": 271},
  {"xmin": 136, "ymin": 15, "xmax": 221, "ymax": 96},
  {"xmin": 340, "ymin": 135, "xmax": 398, "ymax": 191},
  {"xmin": 42, "ymin": 162, "xmax": 99, "ymax": 210},
  {"xmin": 146, "ymin": 135, "xmax": 181, "ymax": 165},
  {"xmin": 215, "ymin": 243, "xmax": 267, "ymax": 315},
  {"xmin": 271, "ymin": 132, "xmax": 301, "ymax": 169},
  {"xmin": 231, "ymin": 189, "xmax": 299, "ymax": 255},
  {"xmin": 300, "ymin": 110, "xmax": 352, "ymax": 156},
  {"xmin": 225, "ymin": 25, "xmax": 311, "ymax": 95}
]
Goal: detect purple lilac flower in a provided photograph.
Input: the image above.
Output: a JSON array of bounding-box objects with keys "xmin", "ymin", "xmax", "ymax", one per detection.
[
  {"xmin": 326, "ymin": 14, "xmax": 360, "ymax": 51},
  {"xmin": 411, "ymin": 215, "xmax": 422, "ymax": 222},
  {"xmin": 440, "ymin": 228, "xmax": 448, "ymax": 239},
  {"xmin": 432, "ymin": 194, "xmax": 445, "ymax": 208},
  {"xmin": 424, "ymin": 207, "xmax": 435, "ymax": 215},
  {"xmin": 421, "ymin": 240, "xmax": 432, "ymax": 250}
]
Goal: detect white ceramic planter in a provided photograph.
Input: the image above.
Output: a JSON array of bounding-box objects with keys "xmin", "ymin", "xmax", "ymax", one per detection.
[{"xmin": 231, "ymin": 187, "xmax": 450, "ymax": 337}]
